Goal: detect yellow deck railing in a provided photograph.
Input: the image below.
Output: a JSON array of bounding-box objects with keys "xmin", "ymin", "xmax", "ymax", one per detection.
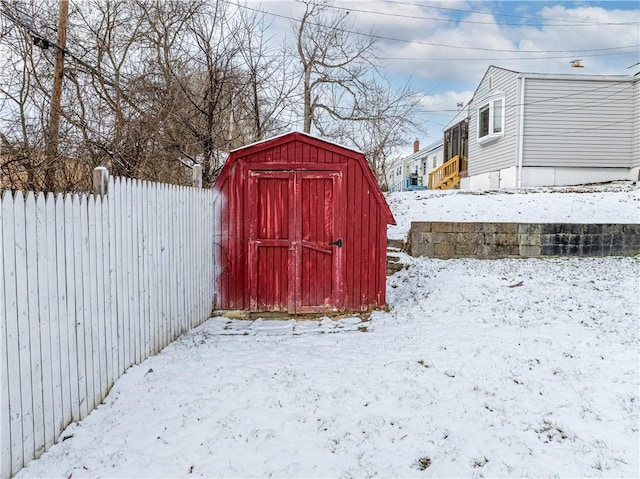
[{"xmin": 428, "ymin": 155, "xmax": 461, "ymax": 190}]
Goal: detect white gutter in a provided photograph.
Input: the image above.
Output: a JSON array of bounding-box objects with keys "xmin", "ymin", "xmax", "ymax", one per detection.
[
  {"xmin": 519, "ymin": 72, "xmax": 631, "ymax": 82},
  {"xmin": 517, "ymin": 75, "xmax": 525, "ymax": 188}
]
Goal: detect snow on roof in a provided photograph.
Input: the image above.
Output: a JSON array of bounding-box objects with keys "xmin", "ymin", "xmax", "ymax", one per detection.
[{"xmin": 229, "ymin": 130, "xmax": 364, "ymax": 155}]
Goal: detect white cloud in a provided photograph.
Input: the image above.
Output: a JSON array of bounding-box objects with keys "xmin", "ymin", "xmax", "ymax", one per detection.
[
  {"xmin": 349, "ymin": 2, "xmax": 639, "ymax": 82},
  {"xmin": 410, "ymin": 89, "xmax": 474, "ymax": 146},
  {"xmin": 245, "ymin": 1, "xmax": 638, "ymax": 85},
  {"xmin": 417, "ymin": 89, "xmax": 474, "ymax": 112}
]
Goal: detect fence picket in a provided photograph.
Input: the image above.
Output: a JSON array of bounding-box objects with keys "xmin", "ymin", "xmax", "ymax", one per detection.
[
  {"xmin": 170, "ymin": 187, "xmax": 178, "ymax": 339},
  {"xmin": 0, "ymin": 221, "xmax": 8, "ymax": 478},
  {"xmin": 90, "ymin": 195, "xmax": 106, "ymax": 403},
  {"xmin": 132, "ymin": 180, "xmax": 142, "ymax": 364},
  {"xmin": 45, "ymin": 193, "xmax": 63, "ymax": 439},
  {"xmin": 80, "ymin": 195, "xmax": 95, "ymax": 415},
  {"xmin": 149, "ymin": 183, "xmax": 159, "ymax": 355},
  {"xmin": 13, "ymin": 192, "xmax": 35, "ymax": 468},
  {"xmin": 3, "ymin": 194, "xmax": 20, "ymax": 474},
  {"xmin": 106, "ymin": 181, "xmax": 117, "ymax": 389},
  {"xmin": 87, "ymin": 195, "xmax": 101, "ymax": 407},
  {"xmin": 24, "ymin": 193, "xmax": 44, "ymax": 459},
  {"xmin": 96, "ymin": 193, "xmax": 111, "ymax": 394},
  {"xmin": 0, "ymin": 193, "xmax": 8, "ymax": 479},
  {"xmin": 55, "ymin": 194, "xmax": 71, "ymax": 433},
  {"xmin": 186, "ymin": 188, "xmax": 193, "ymax": 330},
  {"xmin": 123, "ymin": 179, "xmax": 132, "ymax": 371},
  {"xmin": 72, "ymin": 195, "xmax": 88, "ymax": 419},
  {"xmin": 63, "ymin": 195, "xmax": 80, "ymax": 423},
  {"xmin": 113, "ymin": 179, "xmax": 125, "ymax": 377},
  {"xmin": 97, "ymin": 194, "xmax": 108, "ymax": 399},
  {"xmin": 140, "ymin": 182, "xmax": 150, "ymax": 358},
  {"xmin": 159, "ymin": 183, "xmax": 167, "ymax": 348},
  {"xmin": 177, "ymin": 187, "xmax": 185, "ymax": 335},
  {"xmin": 94, "ymin": 196, "xmax": 103, "ymax": 399},
  {"xmin": 34, "ymin": 194, "xmax": 53, "ymax": 451}
]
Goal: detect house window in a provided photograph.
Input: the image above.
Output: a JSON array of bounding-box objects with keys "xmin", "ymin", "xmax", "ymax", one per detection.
[{"xmin": 477, "ymin": 97, "xmax": 504, "ymax": 144}]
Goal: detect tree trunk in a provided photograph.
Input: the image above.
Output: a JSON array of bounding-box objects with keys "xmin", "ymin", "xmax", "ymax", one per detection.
[{"xmin": 45, "ymin": 0, "xmax": 68, "ymax": 192}]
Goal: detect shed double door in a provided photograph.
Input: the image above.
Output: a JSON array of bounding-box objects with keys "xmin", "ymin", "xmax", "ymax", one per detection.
[{"xmin": 248, "ymin": 170, "xmax": 343, "ymax": 313}]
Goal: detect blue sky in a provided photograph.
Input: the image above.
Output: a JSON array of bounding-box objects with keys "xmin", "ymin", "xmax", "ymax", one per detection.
[{"xmin": 246, "ymin": 0, "xmax": 639, "ymax": 151}]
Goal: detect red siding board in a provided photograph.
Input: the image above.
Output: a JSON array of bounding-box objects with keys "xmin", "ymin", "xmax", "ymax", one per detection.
[
  {"xmin": 213, "ymin": 131, "xmax": 393, "ymax": 313},
  {"xmin": 237, "ymin": 165, "xmax": 246, "ymax": 309},
  {"xmin": 368, "ymin": 198, "xmax": 379, "ymax": 309},
  {"xmin": 361, "ymin": 186, "xmax": 370, "ymax": 308},
  {"xmin": 220, "ymin": 185, "xmax": 229, "ymax": 308},
  {"xmin": 344, "ymin": 160, "xmax": 353, "ymax": 309},
  {"xmin": 352, "ymin": 160, "xmax": 362, "ymax": 310},
  {"xmin": 229, "ymin": 169, "xmax": 239, "ymax": 309},
  {"xmin": 220, "ymin": 183, "xmax": 229, "ymax": 308},
  {"xmin": 307, "ymin": 143, "xmax": 313, "ymax": 164},
  {"xmin": 377, "ymin": 209, "xmax": 385, "ymax": 305}
]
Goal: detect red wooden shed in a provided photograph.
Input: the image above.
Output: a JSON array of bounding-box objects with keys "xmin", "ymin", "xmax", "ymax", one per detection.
[{"xmin": 212, "ymin": 131, "xmax": 395, "ymax": 314}]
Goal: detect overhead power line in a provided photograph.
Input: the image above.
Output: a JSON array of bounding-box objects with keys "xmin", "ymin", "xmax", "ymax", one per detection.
[
  {"xmin": 327, "ymin": 3, "xmax": 640, "ymax": 27},
  {"xmin": 380, "ymin": 0, "xmax": 640, "ymax": 26},
  {"xmin": 332, "ymin": 81, "xmax": 635, "ymax": 116},
  {"xmin": 0, "ymin": 0, "xmax": 145, "ymax": 110},
  {"xmin": 227, "ymin": 1, "xmax": 639, "ymax": 55},
  {"xmin": 378, "ymin": 49, "xmax": 639, "ymax": 62}
]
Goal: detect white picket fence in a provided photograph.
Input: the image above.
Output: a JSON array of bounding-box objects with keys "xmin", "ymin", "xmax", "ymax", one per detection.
[{"xmin": 0, "ymin": 175, "xmax": 218, "ymax": 478}]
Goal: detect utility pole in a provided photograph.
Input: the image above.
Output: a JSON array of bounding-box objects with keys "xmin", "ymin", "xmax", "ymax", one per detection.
[{"xmin": 45, "ymin": 0, "xmax": 68, "ymax": 192}]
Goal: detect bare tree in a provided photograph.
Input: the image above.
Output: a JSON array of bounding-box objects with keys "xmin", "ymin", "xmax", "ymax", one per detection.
[
  {"xmin": 291, "ymin": 0, "xmax": 423, "ymax": 184},
  {"xmin": 294, "ymin": 0, "xmax": 376, "ymax": 135},
  {"xmin": 233, "ymin": 9, "xmax": 298, "ymax": 145},
  {"xmin": 0, "ymin": 0, "xmax": 70, "ymax": 191},
  {"xmin": 71, "ymin": 0, "xmax": 149, "ymax": 177},
  {"xmin": 3, "ymin": 0, "xmax": 387, "ymax": 191},
  {"xmin": 140, "ymin": 0, "xmax": 295, "ymax": 186},
  {"xmin": 346, "ymin": 79, "xmax": 422, "ymax": 188}
]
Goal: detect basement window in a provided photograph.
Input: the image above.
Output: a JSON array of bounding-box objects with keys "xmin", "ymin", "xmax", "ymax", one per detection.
[{"xmin": 477, "ymin": 96, "xmax": 504, "ymax": 145}]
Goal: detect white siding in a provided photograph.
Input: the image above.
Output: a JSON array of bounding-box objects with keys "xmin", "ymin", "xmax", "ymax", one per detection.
[
  {"xmin": 522, "ymin": 78, "xmax": 634, "ymax": 168},
  {"xmin": 386, "ymin": 142, "xmax": 443, "ymax": 192},
  {"xmin": 468, "ymin": 66, "xmax": 519, "ymax": 177}
]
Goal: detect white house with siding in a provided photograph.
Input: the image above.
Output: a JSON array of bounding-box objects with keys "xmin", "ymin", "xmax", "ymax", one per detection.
[
  {"xmin": 460, "ymin": 65, "xmax": 639, "ymax": 189},
  {"xmin": 386, "ymin": 139, "xmax": 444, "ymax": 192}
]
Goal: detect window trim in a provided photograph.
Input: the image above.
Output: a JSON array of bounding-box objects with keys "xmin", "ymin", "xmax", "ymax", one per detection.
[{"xmin": 477, "ymin": 95, "xmax": 505, "ymax": 145}]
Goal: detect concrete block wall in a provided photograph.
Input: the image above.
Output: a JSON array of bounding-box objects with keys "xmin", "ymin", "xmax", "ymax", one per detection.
[{"xmin": 408, "ymin": 222, "xmax": 640, "ymax": 259}]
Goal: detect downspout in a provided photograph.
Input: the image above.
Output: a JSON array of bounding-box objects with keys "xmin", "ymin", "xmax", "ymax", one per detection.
[{"xmin": 517, "ymin": 75, "xmax": 526, "ymax": 187}]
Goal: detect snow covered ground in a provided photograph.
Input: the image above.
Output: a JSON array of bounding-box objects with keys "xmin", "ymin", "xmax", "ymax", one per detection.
[
  {"xmin": 386, "ymin": 184, "xmax": 640, "ymax": 240},
  {"xmin": 17, "ymin": 186, "xmax": 640, "ymax": 478}
]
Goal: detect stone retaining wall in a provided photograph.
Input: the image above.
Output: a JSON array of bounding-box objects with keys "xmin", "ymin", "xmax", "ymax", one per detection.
[{"xmin": 408, "ymin": 222, "xmax": 640, "ymax": 259}]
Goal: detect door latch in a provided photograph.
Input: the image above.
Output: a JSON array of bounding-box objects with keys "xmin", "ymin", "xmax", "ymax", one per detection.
[{"xmin": 330, "ymin": 238, "xmax": 343, "ymax": 248}]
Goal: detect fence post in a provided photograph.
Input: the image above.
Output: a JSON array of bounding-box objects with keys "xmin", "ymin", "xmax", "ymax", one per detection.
[
  {"xmin": 93, "ymin": 167, "xmax": 109, "ymax": 196},
  {"xmin": 192, "ymin": 164, "xmax": 202, "ymax": 189}
]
